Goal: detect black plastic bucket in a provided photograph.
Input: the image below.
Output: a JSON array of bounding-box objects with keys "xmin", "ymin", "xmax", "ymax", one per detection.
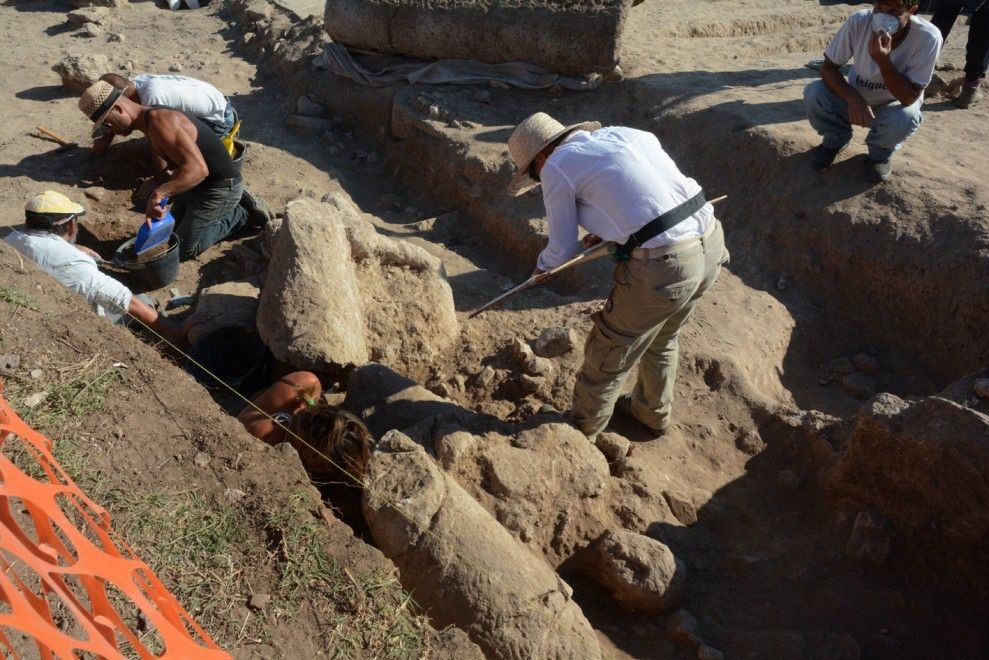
[
  {"xmin": 185, "ymin": 325, "xmax": 268, "ymax": 394},
  {"xmin": 231, "ymin": 139, "xmax": 246, "ymax": 175},
  {"xmin": 113, "ymin": 233, "xmax": 180, "ymax": 290}
]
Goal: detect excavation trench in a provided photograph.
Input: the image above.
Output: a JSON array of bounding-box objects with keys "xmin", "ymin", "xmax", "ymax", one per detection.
[{"xmin": 200, "ymin": 1, "xmax": 989, "ymax": 656}]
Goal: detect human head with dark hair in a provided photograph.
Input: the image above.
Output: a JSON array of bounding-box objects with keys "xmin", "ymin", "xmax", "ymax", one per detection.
[
  {"xmin": 289, "ymin": 404, "xmax": 372, "ymax": 487},
  {"xmin": 24, "ymin": 191, "xmax": 85, "ymax": 241}
]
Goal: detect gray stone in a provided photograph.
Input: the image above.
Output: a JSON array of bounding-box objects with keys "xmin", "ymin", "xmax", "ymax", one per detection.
[
  {"xmin": 30, "ymin": 369, "xmax": 43, "ymax": 380},
  {"xmin": 842, "ymin": 373, "xmax": 877, "ymax": 399},
  {"xmin": 193, "ymin": 451, "xmax": 211, "ymax": 467},
  {"xmin": 248, "ymin": 592, "xmax": 272, "ymax": 611},
  {"xmin": 852, "ymin": 352, "xmax": 880, "ymax": 373},
  {"xmin": 323, "ymin": 0, "xmax": 633, "ymax": 75},
  {"xmin": 845, "ymin": 511, "xmax": 891, "ymax": 564},
  {"xmin": 168, "ymin": 64, "xmax": 182, "ymax": 73},
  {"xmin": 776, "ymin": 469, "xmax": 802, "ymax": 489},
  {"xmin": 534, "ymin": 326, "xmax": 579, "ymax": 358},
  {"xmin": 473, "ymin": 365, "xmax": 496, "ymax": 389},
  {"xmin": 0, "ymin": 355, "xmax": 19, "ymax": 376},
  {"xmin": 595, "ymin": 432, "xmax": 630, "ymax": 461},
  {"xmin": 108, "ymin": 32, "xmax": 124, "ymax": 42},
  {"xmin": 524, "ymin": 355, "xmax": 554, "ymax": 377},
  {"xmin": 52, "ymin": 53, "xmax": 111, "ymax": 92},
  {"xmin": 23, "ymin": 392, "xmax": 48, "ymax": 409},
  {"xmin": 663, "ymin": 491, "xmax": 698, "ymax": 525},
  {"xmin": 589, "ymin": 529, "xmax": 685, "ymax": 614},
  {"xmin": 509, "ymin": 337, "xmax": 533, "ymax": 363},
  {"xmin": 82, "ymin": 23, "xmax": 104, "ymax": 37}
]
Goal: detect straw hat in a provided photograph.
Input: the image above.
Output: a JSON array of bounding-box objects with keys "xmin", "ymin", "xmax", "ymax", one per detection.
[
  {"xmin": 78, "ymin": 80, "xmax": 124, "ymax": 137},
  {"xmin": 507, "ymin": 112, "xmax": 601, "ymax": 196}
]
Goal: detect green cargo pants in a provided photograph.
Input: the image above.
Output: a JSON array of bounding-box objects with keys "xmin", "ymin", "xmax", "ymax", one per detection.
[{"xmin": 571, "ymin": 220, "xmax": 728, "ymax": 439}]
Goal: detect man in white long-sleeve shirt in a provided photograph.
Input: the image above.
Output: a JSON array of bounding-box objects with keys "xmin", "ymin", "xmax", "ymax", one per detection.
[
  {"xmin": 507, "ymin": 113, "xmax": 729, "ymax": 440},
  {"xmin": 3, "ymin": 191, "xmax": 191, "ymax": 343}
]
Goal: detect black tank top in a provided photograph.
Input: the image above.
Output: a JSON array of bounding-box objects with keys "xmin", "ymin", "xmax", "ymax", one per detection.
[{"xmin": 146, "ymin": 106, "xmax": 240, "ymax": 186}]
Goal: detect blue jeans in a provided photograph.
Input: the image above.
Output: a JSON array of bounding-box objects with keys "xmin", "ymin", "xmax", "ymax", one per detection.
[
  {"xmin": 171, "ymin": 178, "xmax": 248, "ymax": 260},
  {"xmin": 200, "ymin": 101, "xmax": 237, "ymax": 137},
  {"xmin": 803, "ymin": 79, "xmax": 923, "ymax": 161}
]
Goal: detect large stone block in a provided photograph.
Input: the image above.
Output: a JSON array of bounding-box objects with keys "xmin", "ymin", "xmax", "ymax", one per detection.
[
  {"xmin": 323, "ymin": 0, "xmax": 633, "ymax": 75},
  {"xmin": 363, "ymin": 431, "xmax": 602, "ymax": 659},
  {"xmin": 257, "ymin": 196, "xmax": 458, "ymax": 378}
]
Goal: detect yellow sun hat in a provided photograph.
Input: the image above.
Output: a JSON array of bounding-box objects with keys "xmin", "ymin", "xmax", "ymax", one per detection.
[{"xmin": 25, "ymin": 191, "xmax": 85, "ymax": 217}]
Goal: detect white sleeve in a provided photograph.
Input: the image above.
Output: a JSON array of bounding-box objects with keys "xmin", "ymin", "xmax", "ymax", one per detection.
[
  {"xmin": 537, "ymin": 162, "xmax": 581, "ymax": 272},
  {"xmin": 54, "ymin": 257, "xmax": 132, "ymax": 316},
  {"xmin": 823, "ymin": 14, "xmax": 859, "ymax": 66},
  {"xmin": 905, "ymin": 31, "xmax": 943, "ymax": 88}
]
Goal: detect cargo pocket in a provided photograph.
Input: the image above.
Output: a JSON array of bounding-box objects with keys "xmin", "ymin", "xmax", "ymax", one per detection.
[
  {"xmin": 656, "ymin": 279, "xmax": 700, "ymax": 303},
  {"xmin": 586, "ymin": 321, "xmax": 639, "ymax": 375}
]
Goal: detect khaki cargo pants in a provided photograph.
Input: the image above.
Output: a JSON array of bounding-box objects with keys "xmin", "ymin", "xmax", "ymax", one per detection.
[{"xmin": 571, "ymin": 220, "xmax": 728, "ymax": 439}]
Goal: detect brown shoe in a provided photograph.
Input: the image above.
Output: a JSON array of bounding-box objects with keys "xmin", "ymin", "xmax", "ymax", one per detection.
[{"xmin": 615, "ymin": 393, "xmax": 670, "ymax": 436}]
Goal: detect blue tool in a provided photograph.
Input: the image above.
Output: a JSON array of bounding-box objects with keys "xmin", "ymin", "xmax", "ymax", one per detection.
[{"xmin": 134, "ymin": 197, "xmax": 175, "ymax": 256}]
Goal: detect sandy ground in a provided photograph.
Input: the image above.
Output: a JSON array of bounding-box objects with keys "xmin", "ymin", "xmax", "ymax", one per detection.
[{"xmin": 1, "ymin": 0, "xmax": 987, "ymax": 657}]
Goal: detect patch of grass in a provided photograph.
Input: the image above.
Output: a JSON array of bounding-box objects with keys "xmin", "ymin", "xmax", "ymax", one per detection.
[
  {"xmin": 0, "ymin": 286, "xmax": 39, "ymax": 311},
  {"xmin": 266, "ymin": 492, "xmax": 433, "ymax": 658}
]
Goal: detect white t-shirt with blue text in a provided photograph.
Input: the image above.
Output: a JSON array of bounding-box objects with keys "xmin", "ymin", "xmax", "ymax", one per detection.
[{"xmin": 824, "ymin": 9, "xmax": 942, "ymax": 106}]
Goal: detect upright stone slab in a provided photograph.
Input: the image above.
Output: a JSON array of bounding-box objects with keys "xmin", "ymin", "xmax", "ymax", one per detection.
[{"xmin": 323, "ymin": 0, "xmax": 632, "ymax": 75}]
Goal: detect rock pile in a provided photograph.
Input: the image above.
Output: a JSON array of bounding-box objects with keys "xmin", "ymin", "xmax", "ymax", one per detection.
[{"xmin": 257, "ymin": 196, "xmax": 458, "ymax": 380}]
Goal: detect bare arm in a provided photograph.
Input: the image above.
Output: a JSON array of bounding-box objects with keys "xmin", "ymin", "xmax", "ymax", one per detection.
[
  {"xmin": 870, "ymin": 32, "xmax": 923, "ymax": 106},
  {"xmin": 127, "ymin": 296, "xmax": 190, "ymax": 344},
  {"xmin": 820, "ymin": 58, "xmax": 875, "ymax": 127},
  {"xmin": 145, "ymin": 111, "xmax": 209, "ymax": 217}
]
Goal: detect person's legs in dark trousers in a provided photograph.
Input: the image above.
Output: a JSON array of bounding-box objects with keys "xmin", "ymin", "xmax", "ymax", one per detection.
[
  {"xmin": 172, "ymin": 179, "xmax": 248, "ymax": 260},
  {"xmin": 964, "ymin": 2, "xmax": 989, "ymax": 82},
  {"xmin": 932, "ymin": 0, "xmax": 963, "ymax": 39}
]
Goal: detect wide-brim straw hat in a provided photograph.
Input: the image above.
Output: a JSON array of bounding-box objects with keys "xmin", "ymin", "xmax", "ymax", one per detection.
[
  {"xmin": 78, "ymin": 80, "xmax": 124, "ymax": 137},
  {"xmin": 507, "ymin": 112, "xmax": 601, "ymax": 197}
]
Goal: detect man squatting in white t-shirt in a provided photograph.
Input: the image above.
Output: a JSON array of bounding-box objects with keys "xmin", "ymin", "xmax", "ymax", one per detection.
[{"xmin": 803, "ymin": 0, "xmax": 942, "ymax": 182}]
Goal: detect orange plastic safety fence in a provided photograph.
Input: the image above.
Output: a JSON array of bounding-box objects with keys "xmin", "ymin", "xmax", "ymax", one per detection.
[{"xmin": 0, "ymin": 394, "xmax": 230, "ymax": 660}]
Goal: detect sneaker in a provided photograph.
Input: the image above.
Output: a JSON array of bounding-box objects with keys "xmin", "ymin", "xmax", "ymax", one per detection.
[
  {"xmin": 240, "ymin": 188, "xmax": 273, "ymax": 228},
  {"xmin": 809, "ymin": 144, "xmax": 843, "ymax": 170},
  {"xmin": 614, "ymin": 393, "xmax": 669, "ymax": 436},
  {"xmin": 954, "ymin": 85, "xmax": 984, "ymax": 109},
  {"xmin": 865, "ymin": 158, "xmax": 893, "ymax": 183}
]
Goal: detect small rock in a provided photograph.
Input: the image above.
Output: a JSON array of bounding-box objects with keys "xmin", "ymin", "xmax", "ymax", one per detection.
[
  {"xmin": 829, "ymin": 357, "xmax": 855, "ymax": 374},
  {"xmin": 224, "ymin": 487, "xmax": 246, "ymax": 502},
  {"xmin": 846, "ymin": 511, "xmax": 891, "ymax": 564},
  {"xmin": 82, "ymin": 23, "xmax": 103, "ymax": 37},
  {"xmin": 591, "ymin": 529, "xmax": 685, "ymax": 614},
  {"xmin": 22, "ymin": 392, "xmax": 48, "ymax": 408},
  {"xmin": 277, "ymin": 442, "xmax": 299, "ymax": 459},
  {"xmin": 595, "ymin": 432, "xmax": 631, "ymax": 461},
  {"xmin": 193, "ymin": 451, "xmax": 211, "ymax": 467},
  {"xmin": 248, "ymin": 592, "xmax": 272, "ymax": 611},
  {"xmin": 842, "ymin": 372, "xmax": 876, "ymax": 399},
  {"xmin": 852, "ymin": 353, "xmax": 880, "ymax": 374},
  {"xmin": 508, "ymin": 337, "xmax": 533, "ymax": 363},
  {"xmin": 0, "ymin": 355, "xmax": 20, "ymax": 376},
  {"xmin": 472, "ymin": 365, "xmax": 495, "ymax": 389},
  {"xmin": 66, "ymin": 7, "xmax": 109, "ymax": 25},
  {"xmin": 663, "ymin": 491, "xmax": 698, "ymax": 525},
  {"xmin": 524, "ymin": 355, "xmax": 554, "ymax": 377},
  {"xmin": 168, "ymin": 64, "xmax": 182, "ymax": 73},
  {"xmin": 83, "ymin": 188, "xmax": 104, "ymax": 201},
  {"xmin": 666, "ymin": 608, "xmax": 702, "ymax": 645},
  {"xmin": 533, "ymin": 326, "xmax": 578, "ymax": 358},
  {"xmin": 518, "ymin": 374, "xmax": 543, "ymax": 394},
  {"xmin": 295, "ymin": 95, "xmax": 326, "ymax": 117},
  {"xmin": 697, "ymin": 645, "xmax": 724, "ymax": 660},
  {"xmin": 776, "ymin": 275, "xmax": 788, "ymax": 291},
  {"xmin": 428, "ymin": 104, "xmax": 442, "ymax": 120},
  {"xmin": 30, "ymin": 369, "xmax": 44, "ymax": 380},
  {"xmin": 108, "ymin": 32, "xmax": 124, "ymax": 42},
  {"xmin": 453, "ymin": 374, "xmax": 466, "ymax": 391},
  {"xmin": 473, "ymin": 90, "xmax": 492, "ymax": 103},
  {"xmin": 735, "ymin": 429, "xmax": 765, "ymax": 455},
  {"xmin": 52, "ymin": 53, "xmax": 111, "ymax": 92},
  {"xmin": 973, "ymin": 378, "xmax": 989, "ymax": 399},
  {"xmin": 776, "ymin": 470, "xmax": 801, "ymax": 489}
]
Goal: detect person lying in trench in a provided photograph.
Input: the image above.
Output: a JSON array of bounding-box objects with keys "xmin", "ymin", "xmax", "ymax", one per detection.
[{"xmin": 237, "ymin": 371, "xmax": 372, "ymax": 488}]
